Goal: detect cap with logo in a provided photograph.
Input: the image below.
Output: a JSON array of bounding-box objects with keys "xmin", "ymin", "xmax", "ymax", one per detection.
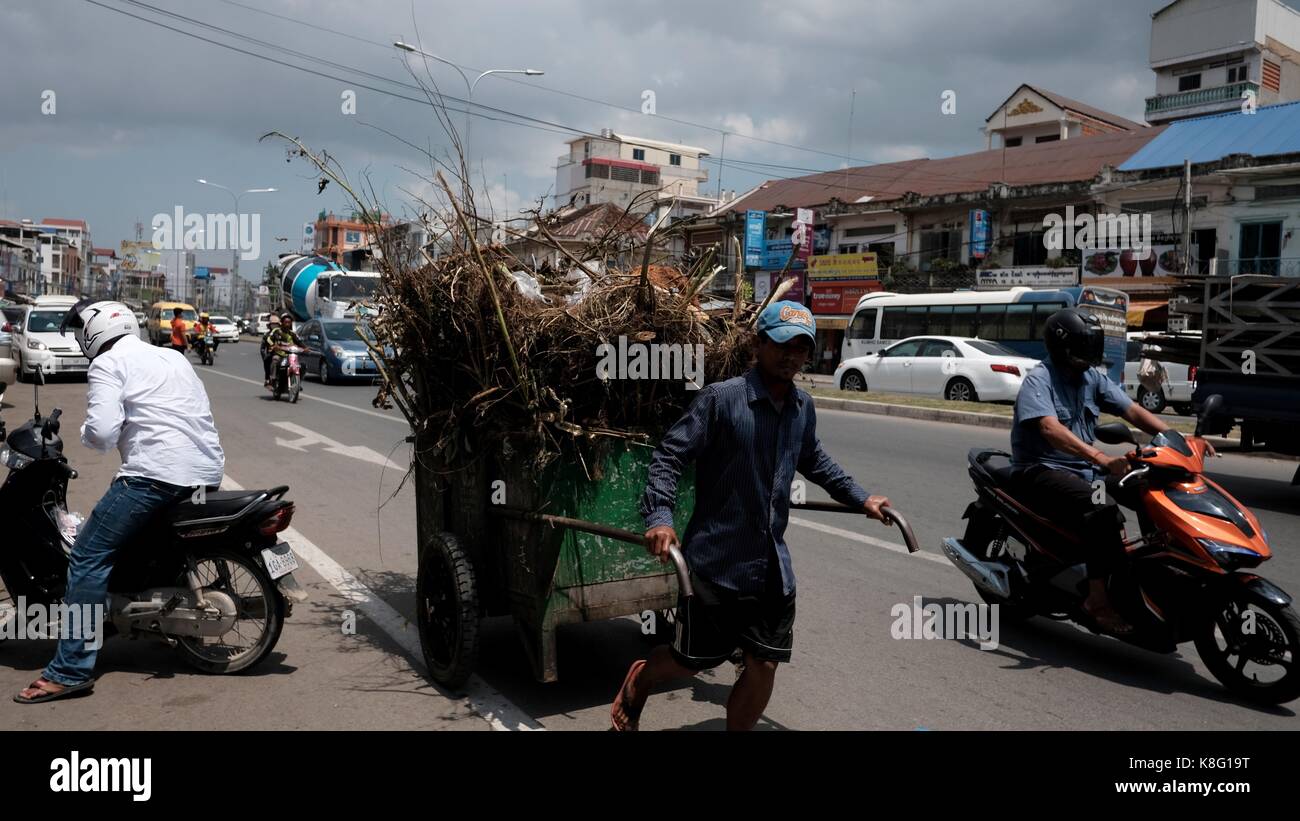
[{"xmin": 756, "ymin": 300, "xmax": 816, "ymax": 344}]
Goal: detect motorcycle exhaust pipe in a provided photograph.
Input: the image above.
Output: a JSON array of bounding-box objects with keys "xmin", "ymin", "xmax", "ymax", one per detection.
[{"xmin": 941, "ymin": 537, "xmax": 1012, "ymax": 600}]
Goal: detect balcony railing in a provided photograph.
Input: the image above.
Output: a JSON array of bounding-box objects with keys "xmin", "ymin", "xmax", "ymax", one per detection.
[
  {"xmin": 1146, "ymin": 81, "xmax": 1259, "ymax": 116},
  {"xmin": 1209, "ymin": 257, "xmax": 1300, "ymax": 277}
]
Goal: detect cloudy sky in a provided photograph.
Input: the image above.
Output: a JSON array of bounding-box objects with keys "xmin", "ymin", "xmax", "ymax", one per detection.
[{"xmin": 0, "ymin": 0, "xmax": 1224, "ymax": 279}]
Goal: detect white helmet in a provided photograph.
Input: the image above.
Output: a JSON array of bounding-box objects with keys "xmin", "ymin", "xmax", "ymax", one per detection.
[{"xmin": 61, "ymin": 299, "xmax": 139, "ymax": 359}]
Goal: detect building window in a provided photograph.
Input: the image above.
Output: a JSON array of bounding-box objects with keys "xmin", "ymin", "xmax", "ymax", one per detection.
[
  {"xmin": 1179, "ymin": 73, "xmax": 1202, "ymax": 92},
  {"xmin": 1228, "ymin": 65, "xmax": 1248, "ymax": 84},
  {"xmin": 867, "ymin": 241, "xmax": 895, "ymax": 269},
  {"xmin": 1035, "ymin": 134, "xmax": 1060, "ymax": 143},
  {"xmin": 837, "ymin": 244, "xmax": 859, "ymax": 254},
  {"xmin": 918, "ymin": 225, "xmax": 962, "ymax": 270},
  {"xmin": 1012, "ymin": 230, "xmax": 1048, "ymax": 266},
  {"xmin": 610, "ymin": 166, "xmax": 639, "ymax": 183},
  {"xmin": 584, "ymin": 141, "xmax": 590, "ymax": 159},
  {"xmin": 1003, "ymin": 136, "xmax": 1022, "ymax": 147},
  {"xmin": 669, "ymin": 153, "xmax": 681, "ymax": 166},
  {"xmin": 640, "ymin": 170, "xmax": 659, "ymax": 186},
  {"xmin": 1239, "ymin": 221, "xmax": 1283, "ymax": 275},
  {"xmin": 632, "ymin": 148, "xmax": 646, "ymax": 161}
]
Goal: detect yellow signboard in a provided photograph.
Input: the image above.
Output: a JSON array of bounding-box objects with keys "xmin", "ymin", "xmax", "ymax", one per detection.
[{"xmin": 806, "ymin": 252, "xmax": 879, "ymax": 280}]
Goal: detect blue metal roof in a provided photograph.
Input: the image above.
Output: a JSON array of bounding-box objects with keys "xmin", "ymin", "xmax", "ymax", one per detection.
[{"xmin": 1118, "ymin": 101, "xmax": 1300, "ymax": 171}]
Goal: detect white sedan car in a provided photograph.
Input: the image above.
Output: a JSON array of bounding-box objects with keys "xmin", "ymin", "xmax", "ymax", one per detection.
[
  {"xmin": 834, "ymin": 336, "xmax": 1040, "ymax": 402},
  {"xmin": 208, "ymin": 315, "xmax": 241, "ymax": 343}
]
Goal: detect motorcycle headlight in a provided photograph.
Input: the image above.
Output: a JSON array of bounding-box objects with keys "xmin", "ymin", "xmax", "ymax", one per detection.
[
  {"xmin": 1197, "ymin": 538, "xmax": 1264, "ymax": 570},
  {"xmin": 26, "ymin": 338, "xmax": 46, "ymax": 351},
  {"xmin": 0, "ymin": 444, "xmax": 34, "ymax": 470}
]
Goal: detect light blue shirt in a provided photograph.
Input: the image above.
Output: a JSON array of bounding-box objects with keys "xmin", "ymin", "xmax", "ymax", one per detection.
[{"xmin": 1011, "ymin": 360, "xmax": 1132, "ymax": 480}]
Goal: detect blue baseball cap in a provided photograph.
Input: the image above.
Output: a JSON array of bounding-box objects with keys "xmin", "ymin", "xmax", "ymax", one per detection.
[{"xmin": 756, "ymin": 300, "xmax": 816, "ymax": 344}]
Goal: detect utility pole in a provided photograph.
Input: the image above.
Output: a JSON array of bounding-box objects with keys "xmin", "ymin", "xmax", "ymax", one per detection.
[{"xmin": 1183, "ymin": 158, "xmax": 1193, "ymax": 274}]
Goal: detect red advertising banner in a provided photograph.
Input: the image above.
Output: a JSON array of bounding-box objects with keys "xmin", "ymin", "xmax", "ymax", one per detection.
[{"xmin": 810, "ymin": 280, "xmax": 882, "ymax": 314}]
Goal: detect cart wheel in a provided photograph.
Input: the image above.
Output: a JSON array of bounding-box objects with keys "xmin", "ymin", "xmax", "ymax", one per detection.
[{"xmin": 416, "ymin": 531, "xmax": 479, "ymax": 690}]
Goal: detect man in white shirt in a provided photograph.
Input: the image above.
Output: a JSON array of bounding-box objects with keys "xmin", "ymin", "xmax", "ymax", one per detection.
[{"xmin": 15, "ymin": 300, "xmax": 224, "ymax": 704}]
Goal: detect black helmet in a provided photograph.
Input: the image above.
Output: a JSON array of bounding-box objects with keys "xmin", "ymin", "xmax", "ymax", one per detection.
[{"xmin": 1043, "ymin": 308, "xmax": 1104, "ymax": 373}]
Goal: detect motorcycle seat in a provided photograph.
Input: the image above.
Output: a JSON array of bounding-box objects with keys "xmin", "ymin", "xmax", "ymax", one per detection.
[
  {"xmin": 164, "ymin": 490, "xmax": 267, "ymax": 526},
  {"xmin": 969, "ymin": 449, "xmax": 1020, "ymax": 487}
]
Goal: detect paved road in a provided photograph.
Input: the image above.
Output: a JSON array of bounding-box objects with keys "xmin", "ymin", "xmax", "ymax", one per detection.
[{"xmin": 2, "ymin": 339, "xmax": 1297, "ymax": 730}]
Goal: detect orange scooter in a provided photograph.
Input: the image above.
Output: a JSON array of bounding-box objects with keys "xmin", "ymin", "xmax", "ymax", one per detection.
[{"xmin": 944, "ymin": 395, "xmax": 1298, "ymax": 705}]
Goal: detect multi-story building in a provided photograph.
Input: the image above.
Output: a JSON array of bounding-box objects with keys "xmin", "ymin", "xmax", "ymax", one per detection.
[
  {"xmin": 39, "ymin": 218, "xmax": 91, "ymax": 294},
  {"xmin": 984, "ymin": 84, "xmax": 1146, "ymax": 149},
  {"xmin": 0, "ymin": 220, "xmax": 43, "ymax": 296},
  {"xmin": 312, "ymin": 211, "xmax": 388, "ymax": 264},
  {"xmin": 1146, "ymin": 0, "xmax": 1300, "ymax": 124},
  {"xmin": 555, "ymin": 130, "xmax": 714, "ymax": 213},
  {"xmin": 89, "ymin": 247, "xmax": 117, "ymax": 298}
]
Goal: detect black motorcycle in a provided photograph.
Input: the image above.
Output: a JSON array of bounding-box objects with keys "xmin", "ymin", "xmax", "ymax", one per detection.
[
  {"xmin": 190, "ymin": 328, "xmax": 216, "ymax": 366},
  {"xmin": 0, "ymin": 366, "xmax": 305, "ymax": 673}
]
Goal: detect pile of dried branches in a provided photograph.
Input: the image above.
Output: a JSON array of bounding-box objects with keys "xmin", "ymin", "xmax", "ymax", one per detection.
[{"xmin": 262, "ymin": 132, "xmax": 767, "ymax": 474}]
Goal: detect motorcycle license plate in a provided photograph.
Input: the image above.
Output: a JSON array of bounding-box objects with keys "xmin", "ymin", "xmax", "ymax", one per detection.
[{"xmin": 261, "ymin": 542, "xmax": 300, "ymax": 580}]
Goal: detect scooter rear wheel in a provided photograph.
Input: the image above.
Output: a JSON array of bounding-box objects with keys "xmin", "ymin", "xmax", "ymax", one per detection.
[{"xmin": 172, "ymin": 549, "xmax": 285, "ymax": 674}]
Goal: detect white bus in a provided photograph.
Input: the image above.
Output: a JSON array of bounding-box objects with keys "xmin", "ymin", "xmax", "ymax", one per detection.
[{"xmin": 840, "ymin": 286, "xmax": 1129, "ymax": 383}]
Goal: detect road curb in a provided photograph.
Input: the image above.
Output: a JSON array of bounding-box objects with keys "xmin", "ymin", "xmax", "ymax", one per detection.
[
  {"xmin": 809, "ymin": 396, "xmax": 1292, "ymax": 460},
  {"xmin": 812, "ymin": 396, "xmax": 1014, "ymax": 430}
]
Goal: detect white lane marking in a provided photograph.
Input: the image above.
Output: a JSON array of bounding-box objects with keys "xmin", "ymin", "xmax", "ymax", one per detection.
[
  {"xmin": 789, "ymin": 516, "xmax": 949, "ymax": 566},
  {"xmin": 221, "ymin": 474, "xmax": 543, "ymax": 732},
  {"xmin": 270, "ymin": 421, "xmax": 405, "ymax": 470},
  {"xmin": 198, "ymin": 367, "xmax": 406, "ymax": 424}
]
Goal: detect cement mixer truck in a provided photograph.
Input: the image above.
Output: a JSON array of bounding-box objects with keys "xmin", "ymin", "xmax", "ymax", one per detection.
[{"xmin": 277, "ymin": 253, "xmax": 380, "ymax": 321}]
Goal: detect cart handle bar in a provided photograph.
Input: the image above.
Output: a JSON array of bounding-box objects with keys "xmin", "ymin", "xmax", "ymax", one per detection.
[
  {"xmin": 790, "ymin": 502, "xmax": 920, "ymax": 554},
  {"xmin": 498, "ymin": 508, "xmax": 693, "ymax": 598}
]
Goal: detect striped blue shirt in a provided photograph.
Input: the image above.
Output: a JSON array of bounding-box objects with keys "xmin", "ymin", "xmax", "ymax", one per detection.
[{"xmin": 640, "ymin": 367, "xmax": 869, "ymax": 596}]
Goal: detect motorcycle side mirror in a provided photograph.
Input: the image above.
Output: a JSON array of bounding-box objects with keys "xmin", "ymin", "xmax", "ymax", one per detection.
[
  {"xmin": 1095, "ymin": 422, "xmax": 1138, "ymax": 447},
  {"xmin": 33, "ymin": 363, "xmax": 45, "ymax": 386}
]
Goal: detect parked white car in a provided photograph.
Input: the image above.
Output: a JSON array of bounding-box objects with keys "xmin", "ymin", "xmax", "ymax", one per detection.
[
  {"xmin": 1123, "ymin": 331, "xmax": 1196, "ymax": 415},
  {"xmin": 834, "ymin": 336, "xmax": 1041, "ymax": 402},
  {"xmin": 0, "ymin": 354, "xmax": 15, "ymax": 404},
  {"xmin": 208, "ymin": 315, "xmax": 241, "ymax": 342},
  {"xmin": 9, "ymin": 296, "xmax": 87, "ymax": 381}
]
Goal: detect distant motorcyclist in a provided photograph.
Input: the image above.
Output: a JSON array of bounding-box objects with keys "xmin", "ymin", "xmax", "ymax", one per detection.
[
  {"xmin": 191, "ymin": 312, "xmax": 218, "ymax": 358},
  {"xmin": 1010, "ymin": 308, "xmax": 1170, "ymax": 634},
  {"xmin": 263, "ymin": 313, "xmax": 302, "ymax": 388}
]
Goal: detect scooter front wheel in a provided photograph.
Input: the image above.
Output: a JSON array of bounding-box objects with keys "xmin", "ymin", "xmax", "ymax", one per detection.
[{"xmin": 1195, "ymin": 587, "xmax": 1300, "ymax": 705}]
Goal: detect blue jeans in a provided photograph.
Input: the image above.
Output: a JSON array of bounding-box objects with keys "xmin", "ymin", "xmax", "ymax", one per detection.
[{"xmin": 43, "ymin": 476, "xmax": 191, "ymax": 686}]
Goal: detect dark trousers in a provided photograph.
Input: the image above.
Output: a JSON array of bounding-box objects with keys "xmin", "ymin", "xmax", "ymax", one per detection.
[{"xmin": 1012, "ymin": 465, "xmax": 1143, "ymax": 580}]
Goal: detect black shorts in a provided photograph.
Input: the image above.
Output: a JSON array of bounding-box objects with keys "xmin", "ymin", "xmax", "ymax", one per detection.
[{"xmin": 669, "ymin": 562, "xmax": 796, "ymax": 671}]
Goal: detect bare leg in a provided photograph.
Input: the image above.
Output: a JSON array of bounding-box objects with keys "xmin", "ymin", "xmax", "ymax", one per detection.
[
  {"xmin": 725, "ymin": 651, "xmax": 778, "ymax": 731},
  {"xmin": 612, "ymin": 644, "xmax": 698, "ymax": 730}
]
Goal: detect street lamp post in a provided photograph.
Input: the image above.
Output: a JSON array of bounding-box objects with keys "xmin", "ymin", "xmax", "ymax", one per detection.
[
  {"xmin": 196, "ymin": 179, "xmax": 276, "ymax": 318},
  {"xmin": 393, "ymin": 41, "xmax": 542, "ymax": 210}
]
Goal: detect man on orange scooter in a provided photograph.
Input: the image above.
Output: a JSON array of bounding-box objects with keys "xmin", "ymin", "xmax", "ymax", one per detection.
[{"xmin": 1011, "ymin": 308, "xmax": 1172, "ymax": 635}]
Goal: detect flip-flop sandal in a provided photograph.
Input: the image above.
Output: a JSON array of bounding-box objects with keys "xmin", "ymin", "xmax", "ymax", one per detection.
[
  {"xmin": 1084, "ymin": 607, "xmax": 1135, "ymax": 636},
  {"xmin": 610, "ymin": 659, "xmax": 647, "ymax": 732},
  {"xmin": 13, "ymin": 678, "xmax": 93, "ymax": 704}
]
